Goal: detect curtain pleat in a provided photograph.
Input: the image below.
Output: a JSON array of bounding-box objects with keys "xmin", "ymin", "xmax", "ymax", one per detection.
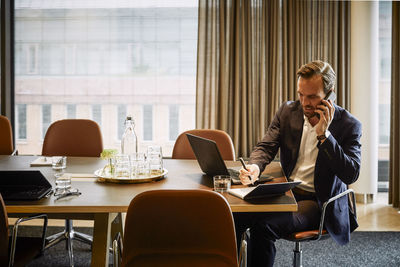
[
  {"xmin": 389, "ymin": 2, "xmax": 400, "ymax": 209},
  {"xmin": 197, "ymin": 0, "xmax": 350, "ymax": 157},
  {"xmin": 281, "ymin": 0, "xmax": 350, "ymax": 108}
]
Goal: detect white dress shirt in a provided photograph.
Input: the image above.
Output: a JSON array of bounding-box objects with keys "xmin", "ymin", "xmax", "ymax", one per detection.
[{"xmin": 289, "ymin": 116, "xmax": 330, "ymax": 192}]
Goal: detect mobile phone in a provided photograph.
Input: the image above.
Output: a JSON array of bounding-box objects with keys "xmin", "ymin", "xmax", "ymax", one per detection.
[
  {"xmin": 324, "ymin": 90, "xmax": 336, "ymax": 102},
  {"xmin": 316, "ymin": 90, "xmax": 336, "ymax": 118}
]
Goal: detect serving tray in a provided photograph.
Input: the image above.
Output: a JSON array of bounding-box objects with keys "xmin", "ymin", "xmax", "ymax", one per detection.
[{"xmin": 94, "ymin": 168, "xmax": 168, "ymax": 184}]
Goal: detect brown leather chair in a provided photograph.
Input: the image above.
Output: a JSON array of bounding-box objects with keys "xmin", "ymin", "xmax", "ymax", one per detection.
[
  {"xmin": 42, "ymin": 119, "xmax": 103, "ymax": 266},
  {"xmin": 283, "ymin": 189, "xmax": 356, "ymax": 267},
  {"xmin": 42, "ymin": 119, "xmax": 103, "ymax": 157},
  {"xmin": 0, "ymin": 115, "xmax": 15, "ymax": 155},
  {"xmin": 0, "ymin": 193, "xmax": 48, "ymax": 267},
  {"xmin": 113, "ymin": 189, "xmax": 240, "ymax": 267},
  {"xmin": 172, "ymin": 129, "xmax": 236, "ymax": 160}
]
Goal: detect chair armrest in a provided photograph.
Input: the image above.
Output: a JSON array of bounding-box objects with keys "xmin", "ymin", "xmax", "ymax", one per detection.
[
  {"xmin": 9, "ymin": 214, "xmax": 48, "ymax": 267},
  {"xmin": 316, "ymin": 189, "xmax": 356, "ymax": 240},
  {"xmin": 113, "ymin": 232, "xmax": 123, "ymax": 267}
]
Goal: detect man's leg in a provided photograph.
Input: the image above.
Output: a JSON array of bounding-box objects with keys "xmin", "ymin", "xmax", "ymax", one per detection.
[{"xmin": 234, "ymin": 199, "xmax": 320, "ymax": 267}]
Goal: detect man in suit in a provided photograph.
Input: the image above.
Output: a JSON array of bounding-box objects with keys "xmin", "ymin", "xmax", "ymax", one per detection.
[{"xmin": 235, "ymin": 60, "xmax": 361, "ymax": 266}]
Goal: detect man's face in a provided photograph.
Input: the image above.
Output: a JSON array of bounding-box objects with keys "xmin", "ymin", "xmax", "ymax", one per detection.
[{"xmin": 297, "ymin": 75, "xmax": 326, "ymax": 118}]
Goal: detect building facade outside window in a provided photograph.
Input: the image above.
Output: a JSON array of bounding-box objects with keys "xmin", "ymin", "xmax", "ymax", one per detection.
[
  {"xmin": 169, "ymin": 105, "xmax": 179, "ymax": 141},
  {"xmin": 67, "ymin": 104, "xmax": 76, "ymax": 119},
  {"xmin": 92, "ymin": 104, "xmax": 102, "ymax": 128},
  {"xmin": 143, "ymin": 105, "xmax": 153, "ymax": 141},
  {"xmin": 14, "ymin": 0, "xmax": 198, "ymax": 156},
  {"xmin": 42, "ymin": 104, "xmax": 51, "ymax": 140},
  {"xmin": 16, "ymin": 104, "xmax": 27, "ymax": 140}
]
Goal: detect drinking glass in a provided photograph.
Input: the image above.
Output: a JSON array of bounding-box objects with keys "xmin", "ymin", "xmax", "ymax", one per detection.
[
  {"xmin": 213, "ymin": 175, "xmax": 231, "ymax": 193},
  {"xmin": 52, "ymin": 156, "xmax": 67, "ymax": 170},
  {"xmin": 147, "ymin": 146, "xmax": 163, "ymax": 176},
  {"xmin": 131, "ymin": 152, "xmax": 149, "ymax": 178},
  {"xmin": 114, "ymin": 155, "xmax": 131, "ymax": 178},
  {"xmin": 54, "ymin": 173, "xmax": 72, "ymax": 195}
]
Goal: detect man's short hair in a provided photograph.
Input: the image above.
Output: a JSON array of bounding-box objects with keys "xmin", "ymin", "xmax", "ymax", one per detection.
[{"xmin": 297, "ymin": 60, "xmax": 336, "ymax": 93}]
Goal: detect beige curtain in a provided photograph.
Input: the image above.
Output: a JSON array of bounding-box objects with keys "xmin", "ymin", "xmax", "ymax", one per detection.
[
  {"xmin": 196, "ymin": 0, "xmax": 351, "ymax": 157},
  {"xmin": 196, "ymin": 0, "xmax": 280, "ymax": 157},
  {"xmin": 389, "ymin": 2, "xmax": 400, "ymax": 209},
  {"xmin": 282, "ymin": 0, "xmax": 351, "ymax": 108}
]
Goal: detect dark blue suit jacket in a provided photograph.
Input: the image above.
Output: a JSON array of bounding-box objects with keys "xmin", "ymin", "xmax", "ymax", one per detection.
[{"xmin": 249, "ymin": 100, "xmax": 362, "ymax": 245}]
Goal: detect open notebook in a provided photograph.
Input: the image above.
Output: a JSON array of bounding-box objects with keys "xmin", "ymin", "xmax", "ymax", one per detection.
[{"xmin": 228, "ymin": 181, "xmax": 301, "ymax": 200}]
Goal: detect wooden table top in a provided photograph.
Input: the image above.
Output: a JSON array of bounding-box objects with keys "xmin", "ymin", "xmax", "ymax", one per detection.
[{"xmin": 1, "ymin": 155, "xmax": 297, "ymax": 213}]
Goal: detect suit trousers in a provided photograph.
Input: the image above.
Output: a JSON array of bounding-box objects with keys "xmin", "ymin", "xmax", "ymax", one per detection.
[{"xmin": 233, "ymin": 193, "xmax": 321, "ymax": 267}]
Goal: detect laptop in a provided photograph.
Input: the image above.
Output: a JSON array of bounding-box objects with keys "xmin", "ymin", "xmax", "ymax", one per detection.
[
  {"xmin": 186, "ymin": 133, "xmax": 273, "ymax": 184},
  {"xmin": 0, "ymin": 170, "xmax": 52, "ymax": 201}
]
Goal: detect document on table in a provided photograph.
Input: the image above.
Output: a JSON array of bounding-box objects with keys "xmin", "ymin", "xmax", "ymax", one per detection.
[
  {"xmin": 228, "ymin": 181, "xmax": 301, "ymax": 200},
  {"xmin": 30, "ymin": 157, "xmax": 53, "ymax": 167}
]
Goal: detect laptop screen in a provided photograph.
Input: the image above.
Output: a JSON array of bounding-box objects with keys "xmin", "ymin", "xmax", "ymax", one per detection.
[{"xmin": 186, "ymin": 133, "xmax": 230, "ymax": 177}]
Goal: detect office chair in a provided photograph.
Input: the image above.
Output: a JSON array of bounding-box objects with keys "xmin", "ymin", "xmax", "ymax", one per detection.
[
  {"xmin": 42, "ymin": 119, "xmax": 103, "ymax": 266},
  {"xmin": 113, "ymin": 189, "xmax": 243, "ymax": 267},
  {"xmin": 0, "ymin": 115, "xmax": 17, "ymax": 155},
  {"xmin": 172, "ymin": 129, "xmax": 236, "ymax": 160},
  {"xmin": 0, "ymin": 193, "xmax": 48, "ymax": 267},
  {"xmin": 284, "ymin": 189, "xmax": 357, "ymax": 267}
]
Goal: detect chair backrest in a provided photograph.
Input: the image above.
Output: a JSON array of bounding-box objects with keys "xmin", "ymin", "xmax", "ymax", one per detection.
[
  {"xmin": 122, "ymin": 189, "xmax": 238, "ymax": 267},
  {"xmin": 172, "ymin": 129, "xmax": 235, "ymax": 160},
  {"xmin": 42, "ymin": 119, "xmax": 103, "ymax": 157},
  {"xmin": 0, "ymin": 115, "xmax": 14, "ymax": 155},
  {"xmin": 0, "ymin": 194, "xmax": 9, "ymax": 265}
]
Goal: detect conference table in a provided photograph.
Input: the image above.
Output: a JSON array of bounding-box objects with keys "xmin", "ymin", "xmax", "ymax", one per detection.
[{"xmin": 1, "ymin": 155, "xmax": 297, "ymax": 267}]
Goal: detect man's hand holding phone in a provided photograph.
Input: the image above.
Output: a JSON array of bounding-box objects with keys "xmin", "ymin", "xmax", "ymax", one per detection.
[
  {"xmin": 315, "ymin": 90, "xmax": 336, "ymax": 141},
  {"xmin": 239, "ymin": 163, "xmax": 260, "ymax": 185}
]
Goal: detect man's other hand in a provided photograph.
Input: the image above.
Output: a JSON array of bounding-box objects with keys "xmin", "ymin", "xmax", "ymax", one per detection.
[{"xmin": 239, "ymin": 164, "xmax": 260, "ymax": 185}]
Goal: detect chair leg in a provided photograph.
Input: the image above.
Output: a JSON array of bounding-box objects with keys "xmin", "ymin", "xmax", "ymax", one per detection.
[
  {"xmin": 293, "ymin": 241, "xmax": 302, "ymax": 267},
  {"xmin": 46, "ymin": 219, "xmax": 94, "ymax": 267},
  {"xmin": 67, "ymin": 227, "xmax": 74, "ymax": 267}
]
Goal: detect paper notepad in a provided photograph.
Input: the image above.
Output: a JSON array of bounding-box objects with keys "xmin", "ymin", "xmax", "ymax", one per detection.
[
  {"xmin": 30, "ymin": 157, "xmax": 53, "ymax": 167},
  {"xmin": 228, "ymin": 181, "xmax": 301, "ymax": 200}
]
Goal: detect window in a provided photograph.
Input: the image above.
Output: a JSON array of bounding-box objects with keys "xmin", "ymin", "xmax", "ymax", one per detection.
[
  {"xmin": 92, "ymin": 104, "xmax": 102, "ymax": 127},
  {"xmin": 67, "ymin": 104, "xmax": 76, "ymax": 119},
  {"xmin": 143, "ymin": 105, "xmax": 153, "ymax": 141},
  {"xmin": 169, "ymin": 105, "xmax": 179, "ymax": 141},
  {"xmin": 118, "ymin": 105, "xmax": 127, "ymax": 141},
  {"xmin": 15, "ymin": 44, "xmax": 39, "ymax": 75},
  {"xmin": 42, "ymin": 104, "xmax": 51, "ymax": 139},
  {"xmin": 14, "ymin": 1, "xmax": 198, "ymax": 156},
  {"xmin": 65, "ymin": 44, "xmax": 77, "ymax": 75},
  {"xmin": 16, "ymin": 104, "xmax": 27, "ymax": 140}
]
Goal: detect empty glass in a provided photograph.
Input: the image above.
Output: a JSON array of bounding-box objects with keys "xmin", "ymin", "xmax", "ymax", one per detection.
[
  {"xmin": 114, "ymin": 154, "xmax": 131, "ymax": 178},
  {"xmin": 52, "ymin": 156, "xmax": 67, "ymax": 170},
  {"xmin": 54, "ymin": 173, "xmax": 72, "ymax": 196},
  {"xmin": 147, "ymin": 146, "xmax": 163, "ymax": 176},
  {"xmin": 131, "ymin": 152, "xmax": 149, "ymax": 178}
]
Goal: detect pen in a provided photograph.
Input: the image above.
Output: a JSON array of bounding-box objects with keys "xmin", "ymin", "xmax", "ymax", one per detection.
[{"xmin": 239, "ymin": 157, "xmax": 254, "ymax": 185}]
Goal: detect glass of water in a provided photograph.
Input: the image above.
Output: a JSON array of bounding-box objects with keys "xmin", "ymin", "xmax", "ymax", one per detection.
[{"xmin": 213, "ymin": 175, "xmax": 231, "ymax": 193}]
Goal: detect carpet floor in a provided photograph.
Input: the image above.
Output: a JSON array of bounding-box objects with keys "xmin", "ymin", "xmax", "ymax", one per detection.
[{"xmin": 15, "ymin": 226, "xmax": 400, "ymax": 267}]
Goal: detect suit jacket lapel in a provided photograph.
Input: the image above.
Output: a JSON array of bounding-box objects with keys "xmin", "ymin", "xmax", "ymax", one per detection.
[{"xmin": 287, "ymin": 102, "xmax": 304, "ymax": 176}]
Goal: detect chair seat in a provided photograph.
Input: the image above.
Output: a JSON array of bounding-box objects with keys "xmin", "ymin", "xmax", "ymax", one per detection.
[
  {"xmin": 10, "ymin": 236, "xmax": 44, "ymax": 267},
  {"xmin": 287, "ymin": 229, "xmax": 328, "ymax": 241}
]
